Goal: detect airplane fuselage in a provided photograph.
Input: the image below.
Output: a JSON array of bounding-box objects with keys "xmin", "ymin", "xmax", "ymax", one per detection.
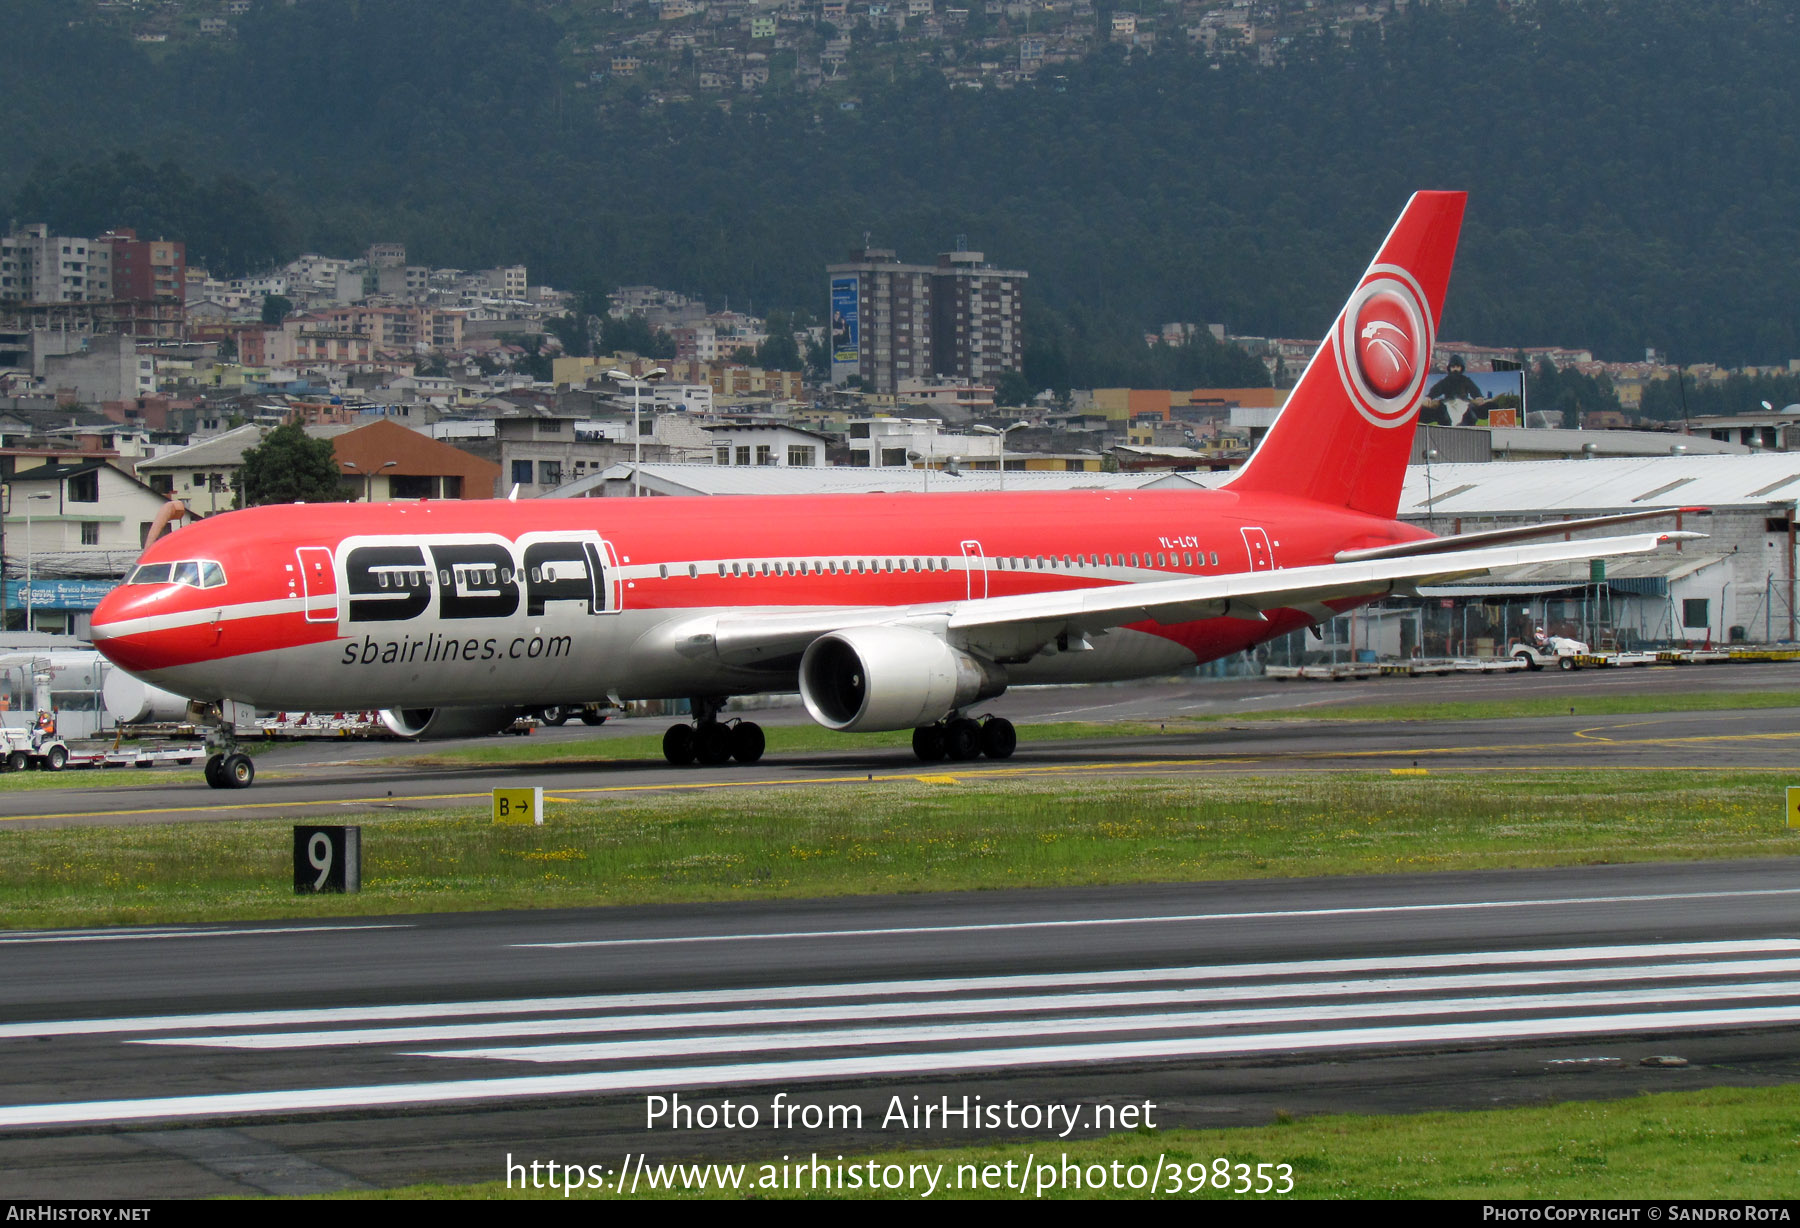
[{"xmin": 92, "ymin": 486, "xmax": 1427, "ymax": 711}]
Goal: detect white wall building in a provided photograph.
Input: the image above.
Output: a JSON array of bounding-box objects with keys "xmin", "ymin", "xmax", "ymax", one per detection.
[{"xmin": 846, "ymin": 416, "xmax": 1004, "ymax": 467}]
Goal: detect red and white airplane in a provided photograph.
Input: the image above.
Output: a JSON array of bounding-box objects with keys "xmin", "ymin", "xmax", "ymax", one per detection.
[{"xmin": 91, "ymin": 191, "xmax": 1693, "ymax": 788}]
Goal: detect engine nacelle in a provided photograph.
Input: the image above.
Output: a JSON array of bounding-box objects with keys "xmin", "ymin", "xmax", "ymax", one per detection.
[
  {"xmin": 378, "ymin": 707, "xmax": 523, "ymax": 739},
  {"xmin": 799, "ymin": 626, "xmax": 1006, "ymax": 732}
]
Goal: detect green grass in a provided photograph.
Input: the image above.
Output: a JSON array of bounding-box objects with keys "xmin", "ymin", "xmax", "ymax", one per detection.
[
  {"xmin": 3, "ymin": 770, "xmax": 1795, "ymax": 929},
  {"xmin": 352, "ymin": 1084, "xmax": 1800, "ymax": 1199},
  {"xmin": 1213, "ymin": 688, "xmax": 1800, "ymax": 725},
  {"xmin": 392, "ymin": 691, "xmax": 1800, "ymax": 768}
]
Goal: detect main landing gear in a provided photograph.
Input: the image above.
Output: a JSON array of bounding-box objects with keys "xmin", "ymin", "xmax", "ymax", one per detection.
[
  {"xmin": 662, "ymin": 698, "xmax": 765, "ymax": 767},
  {"xmin": 911, "ymin": 715, "xmax": 1016, "ymax": 763}
]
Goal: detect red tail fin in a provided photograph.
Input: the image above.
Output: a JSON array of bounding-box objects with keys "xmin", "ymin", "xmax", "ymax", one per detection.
[{"xmin": 1226, "ymin": 191, "xmax": 1466, "ymax": 519}]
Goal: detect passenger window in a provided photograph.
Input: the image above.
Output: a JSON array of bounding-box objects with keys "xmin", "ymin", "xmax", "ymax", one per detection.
[
  {"xmin": 1210, "ymin": 552, "xmax": 1219, "ymax": 566},
  {"xmin": 659, "ymin": 564, "xmax": 669, "ymax": 579}
]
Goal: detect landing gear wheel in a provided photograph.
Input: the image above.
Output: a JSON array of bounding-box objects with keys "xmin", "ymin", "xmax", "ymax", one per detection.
[
  {"xmin": 540, "ymin": 706, "xmax": 570, "ymax": 726},
  {"xmin": 662, "ymin": 723, "xmax": 696, "ymax": 766},
  {"xmin": 223, "ymin": 753, "xmax": 254, "ymax": 788},
  {"xmin": 204, "ymin": 753, "xmax": 227, "ymax": 789},
  {"xmin": 730, "ymin": 721, "xmax": 765, "ymax": 765},
  {"xmin": 912, "ymin": 725, "xmax": 947, "ymax": 762},
  {"xmin": 579, "ymin": 711, "xmax": 607, "ymax": 726},
  {"xmin": 44, "ymin": 745, "xmax": 66, "ymax": 772},
  {"xmin": 979, "ymin": 717, "xmax": 1017, "ymax": 760},
  {"xmin": 944, "ymin": 717, "xmax": 982, "ymax": 762},
  {"xmin": 694, "ymin": 722, "xmax": 734, "ymax": 766}
]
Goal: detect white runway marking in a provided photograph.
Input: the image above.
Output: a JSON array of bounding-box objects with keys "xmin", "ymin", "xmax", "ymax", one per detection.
[
  {"xmin": 419, "ymin": 980, "xmax": 1800, "ymax": 1065},
  {"xmin": 8, "ymin": 939, "xmax": 1800, "ymax": 1130},
  {"xmin": 7, "ymin": 939, "xmax": 1787, "ymax": 1040},
  {"xmin": 131, "ymin": 957, "xmax": 1800, "ymax": 1050},
  {"xmin": 0, "ymin": 924, "xmax": 410, "ymax": 946},
  {"xmin": 9, "ymin": 1005, "xmax": 1800, "ymax": 1129},
  {"xmin": 514, "ymin": 888, "xmax": 1800, "ymax": 948}
]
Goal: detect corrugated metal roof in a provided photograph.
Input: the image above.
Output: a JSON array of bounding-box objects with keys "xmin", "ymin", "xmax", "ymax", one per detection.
[
  {"xmin": 546, "ymin": 463, "xmax": 1166, "ymax": 498},
  {"xmin": 1402, "ymin": 454, "xmax": 1800, "ymax": 515},
  {"xmin": 136, "ymin": 423, "xmax": 354, "ymax": 471}
]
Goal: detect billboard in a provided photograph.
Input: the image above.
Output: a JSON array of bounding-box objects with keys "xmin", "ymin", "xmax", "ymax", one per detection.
[
  {"xmin": 1419, "ymin": 366, "xmax": 1525, "ymax": 428},
  {"xmin": 3, "ymin": 579, "xmax": 117, "ymax": 611},
  {"xmin": 830, "ymin": 276, "xmax": 859, "ymax": 371}
]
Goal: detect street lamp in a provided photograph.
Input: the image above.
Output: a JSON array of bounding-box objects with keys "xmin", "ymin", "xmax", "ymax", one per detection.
[
  {"xmin": 970, "ymin": 420, "xmax": 1029, "ymax": 490},
  {"xmin": 607, "ymin": 366, "xmax": 668, "ymax": 496},
  {"xmin": 906, "ymin": 449, "xmax": 930, "ymax": 494},
  {"xmin": 22, "ymin": 491, "xmax": 53, "ymax": 634},
  {"xmin": 341, "ymin": 459, "xmax": 398, "ymax": 502}
]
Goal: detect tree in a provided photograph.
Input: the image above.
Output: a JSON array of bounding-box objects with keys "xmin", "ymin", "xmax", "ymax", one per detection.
[
  {"xmin": 237, "ymin": 423, "xmax": 344, "ymax": 506},
  {"xmin": 993, "ymin": 368, "xmax": 1034, "ymax": 407},
  {"xmin": 261, "ymin": 294, "xmax": 294, "ymax": 326},
  {"xmin": 755, "ymin": 310, "xmax": 802, "ymax": 370}
]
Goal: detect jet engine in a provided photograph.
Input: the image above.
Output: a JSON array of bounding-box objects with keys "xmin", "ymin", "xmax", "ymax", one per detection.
[
  {"xmin": 378, "ymin": 707, "xmax": 523, "ymax": 739},
  {"xmin": 799, "ymin": 626, "xmax": 1006, "ymax": 732}
]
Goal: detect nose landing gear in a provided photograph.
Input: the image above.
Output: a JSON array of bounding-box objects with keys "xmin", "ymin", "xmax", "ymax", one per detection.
[{"xmin": 193, "ymin": 702, "xmax": 256, "ymax": 789}]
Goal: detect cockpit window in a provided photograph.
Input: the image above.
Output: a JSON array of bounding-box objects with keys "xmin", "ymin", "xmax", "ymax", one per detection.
[{"xmin": 126, "ymin": 559, "xmax": 226, "ymax": 588}]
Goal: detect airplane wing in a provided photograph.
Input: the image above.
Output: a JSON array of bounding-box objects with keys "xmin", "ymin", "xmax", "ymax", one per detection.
[
  {"xmin": 678, "ymin": 529, "xmax": 1699, "ymax": 670},
  {"xmin": 1333, "ymin": 507, "xmax": 1701, "ymax": 563}
]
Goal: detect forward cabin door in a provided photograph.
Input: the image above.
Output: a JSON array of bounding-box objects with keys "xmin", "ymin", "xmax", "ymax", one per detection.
[
  {"xmin": 1241, "ymin": 527, "xmax": 1275, "ymax": 572},
  {"xmin": 297, "ymin": 547, "xmax": 337, "ymax": 622},
  {"xmin": 961, "ymin": 540, "xmax": 988, "ymax": 600}
]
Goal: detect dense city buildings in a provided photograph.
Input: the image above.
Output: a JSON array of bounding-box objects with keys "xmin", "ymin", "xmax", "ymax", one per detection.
[{"xmin": 828, "ymin": 246, "xmax": 1025, "ymax": 394}]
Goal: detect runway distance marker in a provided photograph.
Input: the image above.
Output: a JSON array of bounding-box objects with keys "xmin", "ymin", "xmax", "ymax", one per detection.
[
  {"xmin": 292, "ymin": 826, "xmax": 360, "ymax": 894},
  {"xmin": 1789, "ymin": 786, "xmax": 1800, "ymax": 829}
]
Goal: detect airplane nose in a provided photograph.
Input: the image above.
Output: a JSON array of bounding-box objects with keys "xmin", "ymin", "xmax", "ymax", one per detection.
[{"xmin": 89, "ymin": 585, "xmax": 178, "ymax": 675}]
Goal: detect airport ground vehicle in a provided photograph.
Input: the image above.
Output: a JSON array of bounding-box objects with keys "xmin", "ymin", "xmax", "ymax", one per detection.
[
  {"xmin": 88, "ymin": 192, "xmax": 1696, "ymax": 788},
  {"xmin": 1509, "ymin": 636, "xmax": 1591, "ymax": 670},
  {"xmin": 0, "ymin": 725, "xmax": 70, "ymax": 772}
]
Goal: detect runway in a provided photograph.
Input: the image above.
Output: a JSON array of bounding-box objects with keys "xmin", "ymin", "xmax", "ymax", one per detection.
[
  {"xmin": 2, "ymin": 668, "xmax": 1797, "ymax": 1195},
  {"xmin": 5, "ymin": 860, "xmax": 1800, "ymax": 1195},
  {"xmin": 2, "ymin": 664, "xmax": 1798, "ymax": 827}
]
